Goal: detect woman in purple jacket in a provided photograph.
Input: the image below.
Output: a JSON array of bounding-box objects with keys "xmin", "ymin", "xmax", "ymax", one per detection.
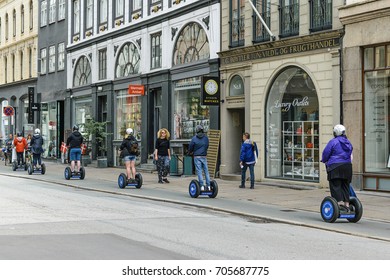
[{"xmin": 321, "ymin": 124, "xmax": 353, "ymax": 212}]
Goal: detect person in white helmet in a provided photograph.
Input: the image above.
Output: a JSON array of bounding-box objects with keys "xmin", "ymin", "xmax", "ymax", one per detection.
[
  {"xmin": 30, "ymin": 128, "xmax": 44, "ymax": 168},
  {"xmin": 321, "ymin": 124, "xmax": 353, "ymax": 212},
  {"xmin": 119, "ymin": 128, "xmax": 139, "ymax": 182}
]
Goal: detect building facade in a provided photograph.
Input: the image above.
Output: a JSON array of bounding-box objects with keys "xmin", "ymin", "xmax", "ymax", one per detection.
[
  {"xmin": 0, "ymin": 0, "xmax": 38, "ymax": 139},
  {"xmin": 66, "ymin": 0, "xmax": 220, "ymax": 167},
  {"xmin": 219, "ymin": 0, "xmax": 344, "ymax": 188},
  {"xmin": 37, "ymin": 0, "xmax": 68, "ymax": 159},
  {"xmin": 339, "ymin": 0, "xmax": 390, "ymax": 192}
]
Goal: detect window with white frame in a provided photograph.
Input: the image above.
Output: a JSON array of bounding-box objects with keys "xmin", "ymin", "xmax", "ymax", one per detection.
[
  {"xmin": 49, "ymin": 45, "xmax": 56, "ymax": 72},
  {"xmin": 115, "ymin": 0, "xmax": 124, "ymax": 18},
  {"xmin": 73, "ymin": 0, "xmax": 80, "ymax": 34},
  {"xmin": 41, "ymin": 0, "xmax": 47, "ymax": 27},
  {"xmin": 49, "ymin": 0, "xmax": 56, "ymax": 24},
  {"xmin": 86, "ymin": 0, "xmax": 93, "ymax": 29},
  {"xmin": 151, "ymin": 32, "xmax": 162, "ymax": 69},
  {"xmin": 58, "ymin": 42, "xmax": 65, "ymax": 70},
  {"xmin": 99, "ymin": 0, "xmax": 108, "ymax": 24},
  {"xmin": 115, "ymin": 42, "xmax": 140, "ymax": 78},
  {"xmin": 40, "ymin": 48, "xmax": 47, "ymax": 74},
  {"xmin": 58, "ymin": 0, "xmax": 65, "ymax": 20},
  {"xmin": 98, "ymin": 48, "xmax": 107, "ymax": 80},
  {"xmin": 73, "ymin": 56, "xmax": 92, "ymax": 86},
  {"xmin": 131, "ymin": 0, "xmax": 142, "ymax": 20}
]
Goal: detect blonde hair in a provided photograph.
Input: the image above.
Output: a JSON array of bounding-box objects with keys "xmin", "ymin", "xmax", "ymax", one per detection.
[{"xmin": 157, "ymin": 128, "xmax": 170, "ymax": 139}]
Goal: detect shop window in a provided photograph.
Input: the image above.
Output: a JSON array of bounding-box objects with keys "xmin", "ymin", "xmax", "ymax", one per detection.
[
  {"xmin": 173, "ymin": 77, "xmax": 210, "ymax": 140},
  {"xmin": 229, "ymin": 75, "xmax": 244, "ymax": 96},
  {"xmin": 74, "ymin": 98, "xmax": 92, "ymax": 133},
  {"xmin": 115, "ymin": 89, "xmax": 142, "ymax": 140},
  {"xmin": 266, "ymin": 67, "xmax": 319, "ymax": 182},
  {"xmin": 41, "ymin": 102, "xmax": 57, "ymax": 158},
  {"xmin": 172, "ymin": 22, "xmax": 209, "ymax": 66},
  {"xmin": 363, "ymin": 45, "xmax": 390, "ymax": 179},
  {"xmin": 115, "ymin": 42, "xmax": 140, "ymax": 78}
]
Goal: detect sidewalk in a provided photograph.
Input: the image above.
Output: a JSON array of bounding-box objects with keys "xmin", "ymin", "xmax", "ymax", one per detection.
[{"xmin": 1, "ymin": 160, "xmax": 389, "ymax": 224}]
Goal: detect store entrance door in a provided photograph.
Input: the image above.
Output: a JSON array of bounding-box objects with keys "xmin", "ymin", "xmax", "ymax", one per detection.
[{"xmin": 227, "ymin": 108, "xmax": 245, "ymax": 175}]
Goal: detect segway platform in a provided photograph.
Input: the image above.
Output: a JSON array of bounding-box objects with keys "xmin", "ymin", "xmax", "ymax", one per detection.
[
  {"xmin": 12, "ymin": 161, "xmax": 28, "ymax": 171},
  {"xmin": 118, "ymin": 173, "xmax": 143, "ymax": 188},
  {"xmin": 64, "ymin": 166, "xmax": 85, "ymax": 180},
  {"xmin": 320, "ymin": 196, "xmax": 363, "ymax": 223},
  {"xmin": 189, "ymin": 179, "xmax": 218, "ymax": 198},
  {"xmin": 27, "ymin": 163, "xmax": 46, "ymax": 175}
]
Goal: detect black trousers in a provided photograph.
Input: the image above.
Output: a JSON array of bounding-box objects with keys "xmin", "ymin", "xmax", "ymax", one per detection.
[
  {"xmin": 17, "ymin": 152, "xmax": 24, "ymax": 165},
  {"xmin": 327, "ymin": 163, "xmax": 352, "ymax": 203}
]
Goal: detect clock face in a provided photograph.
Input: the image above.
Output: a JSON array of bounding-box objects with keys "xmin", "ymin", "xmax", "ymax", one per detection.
[{"xmin": 205, "ymin": 79, "xmax": 218, "ymax": 95}]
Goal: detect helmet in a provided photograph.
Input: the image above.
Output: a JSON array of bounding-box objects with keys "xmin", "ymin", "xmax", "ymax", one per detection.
[
  {"xmin": 126, "ymin": 128, "xmax": 133, "ymax": 135},
  {"xmin": 17, "ymin": 132, "xmax": 22, "ymax": 137},
  {"xmin": 73, "ymin": 125, "xmax": 79, "ymax": 131},
  {"xmin": 195, "ymin": 125, "xmax": 204, "ymax": 134},
  {"xmin": 34, "ymin": 128, "xmax": 40, "ymax": 134},
  {"xmin": 333, "ymin": 124, "xmax": 346, "ymax": 137}
]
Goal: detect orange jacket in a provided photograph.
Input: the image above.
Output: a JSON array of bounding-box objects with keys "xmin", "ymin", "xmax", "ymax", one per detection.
[{"xmin": 14, "ymin": 137, "xmax": 28, "ymax": 153}]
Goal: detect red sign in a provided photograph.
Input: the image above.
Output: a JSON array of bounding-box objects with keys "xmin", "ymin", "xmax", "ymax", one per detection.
[
  {"xmin": 128, "ymin": 85, "xmax": 145, "ymax": 95},
  {"xmin": 3, "ymin": 106, "xmax": 14, "ymax": 116},
  {"xmin": 60, "ymin": 142, "xmax": 67, "ymax": 154},
  {"xmin": 81, "ymin": 143, "xmax": 87, "ymax": 155}
]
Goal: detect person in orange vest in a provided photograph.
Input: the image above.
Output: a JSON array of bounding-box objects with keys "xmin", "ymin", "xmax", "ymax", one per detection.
[{"xmin": 13, "ymin": 132, "xmax": 28, "ymax": 166}]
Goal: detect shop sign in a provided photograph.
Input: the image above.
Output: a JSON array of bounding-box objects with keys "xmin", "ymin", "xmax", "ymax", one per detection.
[
  {"xmin": 41, "ymin": 103, "xmax": 48, "ymax": 111},
  {"xmin": 201, "ymin": 76, "xmax": 220, "ymax": 106},
  {"xmin": 128, "ymin": 85, "xmax": 145, "ymax": 95},
  {"xmin": 31, "ymin": 103, "xmax": 41, "ymax": 111},
  {"xmin": 28, "ymin": 87, "xmax": 34, "ymax": 124},
  {"xmin": 274, "ymin": 96, "xmax": 309, "ymax": 112}
]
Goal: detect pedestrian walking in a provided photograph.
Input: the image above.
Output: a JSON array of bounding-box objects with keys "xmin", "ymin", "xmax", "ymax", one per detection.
[
  {"xmin": 321, "ymin": 124, "xmax": 353, "ymax": 212},
  {"xmin": 30, "ymin": 128, "xmax": 44, "ymax": 168},
  {"xmin": 154, "ymin": 128, "xmax": 171, "ymax": 184},
  {"xmin": 188, "ymin": 125, "xmax": 211, "ymax": 191},
  {"xmin": 119, "ymin": 128, "xmax": 139, "ymax": 182},
  {"xmin": 239, "ymin": 132, "xmax": 258, "ymax": 189}
]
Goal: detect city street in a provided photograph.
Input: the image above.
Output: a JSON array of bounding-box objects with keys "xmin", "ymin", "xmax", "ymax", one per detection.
[{"xmin": 0, "ymin": 166, "xmax": 389, "ymax": 260}]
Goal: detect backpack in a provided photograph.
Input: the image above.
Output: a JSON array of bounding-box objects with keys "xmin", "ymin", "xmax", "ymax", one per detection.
[{"xmin": 130, "ymin": 140, "xmax": 139, "ymax": 156}]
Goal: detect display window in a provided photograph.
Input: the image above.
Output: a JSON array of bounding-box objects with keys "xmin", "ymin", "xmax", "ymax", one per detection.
[
  {"xmin": 363, "ymin": 45, "xmax": 390, "ymax": 182},
  {"xmin": 41, "ymin": 102, "xmax": 57, "ymax": 158},
  {"xmin": 74, "ymin": 97, "xmax": 92, "ymax": 133},
  {"xmin": 173, "ymin": 77, "xmax": 210, "ymax": 140},
  {"xmin": 116, "ymin": 89, "xmax": 142, "ymax": 140},
  {"xmin": 21, "ymin": 98, "xmax": 34, "ymax": 136},
  {"xmin": 266, "ymin": 67, "xmax": 319, "ymax": 182}
]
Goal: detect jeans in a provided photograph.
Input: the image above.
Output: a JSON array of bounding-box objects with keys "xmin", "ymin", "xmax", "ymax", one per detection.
[
  {"xmin": 194, "ymin": 157, "xmax": 210, "ymax": 187},
  {"xmin": 69, "ymin": 148, "xmax": 81, "ymax": 161},
  {"xmin": 33, "ymin": 153, "xmax": 42, "ymax": 166},
  {"xmin": 241, "ymin": 163, "xmax": 255, "ymax": 187}
]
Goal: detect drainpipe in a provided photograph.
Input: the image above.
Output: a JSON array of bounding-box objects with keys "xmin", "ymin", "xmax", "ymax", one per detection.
[{"xmin": 339, "ymin": 30, "xmax": 345, "ymax": 125}]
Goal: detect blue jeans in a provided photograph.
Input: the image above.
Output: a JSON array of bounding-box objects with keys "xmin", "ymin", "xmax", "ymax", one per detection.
[
  {"xmin": 241, "ymin": 163, "xmax": 255, "ymax": 187},
  {"xmin": 33, "ymin": 153, "xmax": 42, "ymax": 166},
  {"xmin": 69, "ymin": 148, "xmax": 81, "ymax": 161},
  {"xmin": 194, "ymin": 157, "xmax": 210, "ymax": 187}
]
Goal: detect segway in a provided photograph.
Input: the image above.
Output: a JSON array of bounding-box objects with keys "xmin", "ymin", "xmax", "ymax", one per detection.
[
  {"xmin": 189, "ymin": 179, "xmax": 218, "ymax": 198},
  {"xmin": 118, "ymin": 173, "xmax": 143, "ymax": 189},
  {"xmin": 320, "ymin": 192, "xmax": 363, "ymax": 223},
  {"xmin": 64, "ymin": 166, "xmax": 85, "ymax": 180},
  {"xmin": 27, "ymin": 163, "xmax": 46, "ymax": 175}
]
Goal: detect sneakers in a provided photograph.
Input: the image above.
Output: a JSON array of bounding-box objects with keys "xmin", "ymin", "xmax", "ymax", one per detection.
[
  {"xmin": 339, "ymin": 205, "xmax": 350, "ymax": 213},
  {"xmin": 158, "ymin": 180, "xmax": 164, "ymax": 184},
  {"xmin": 163, "ymin": 178, "xmax": 170, "ymax": 183},
  {"xmin": 200, "ymin": 186, "xmax": 205, "ymax": 191},
  {"xmin": 239, "ymin": 185, "xmax": 245, "ymax": 188},
  {"xmin": 207, "ymin": 186, "xmax": 211, "ymax": 191}
]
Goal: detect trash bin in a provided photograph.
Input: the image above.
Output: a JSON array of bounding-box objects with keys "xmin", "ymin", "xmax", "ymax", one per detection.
[
  {"xmin": 170, "ymin": 154, "xmax": 179, "ymax": 176},
  {"xmin": 183, "ymin": 155, "xmax": 193, "ymax": 176}
]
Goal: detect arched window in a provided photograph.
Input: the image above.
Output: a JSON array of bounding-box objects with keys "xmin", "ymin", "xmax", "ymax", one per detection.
[
  {"xmin": 29, "ymin": 1, "xmax": 33, "ymax": 30},
  {"xmin": 229, "ymin": 75, "xmax": 244, "ymax": 96},
  {"xmin": 173, "ymin": 22, "xmax": 209, "ymax": 66},
  {"xmin": 73, "ymin": 56, "xmax": 92, "ymax": 87},
  {"xmin": 115, "ymin": 42, "xmax": 140, "ymax": 78},
  {"xmin": 21, "ymin": 5, "xmax": 24, "ymax": 34}
]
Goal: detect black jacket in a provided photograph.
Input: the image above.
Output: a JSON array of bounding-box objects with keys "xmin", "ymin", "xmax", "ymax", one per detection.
[
  {"xmin": 30, "ymin": 134, "xmax": 44, "ymax": 154},
  {"xmin": 66, "ymin": 131, "xmax": 84, "ymax": 149},
  {"xmin": 120, "ymin": 135, "xmax": 138, "ymax": 156}
]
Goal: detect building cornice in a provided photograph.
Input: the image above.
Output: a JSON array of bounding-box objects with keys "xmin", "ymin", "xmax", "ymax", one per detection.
[{"xmin": 339, "ymin": 0, "xmax": 390, "ymax": 25}]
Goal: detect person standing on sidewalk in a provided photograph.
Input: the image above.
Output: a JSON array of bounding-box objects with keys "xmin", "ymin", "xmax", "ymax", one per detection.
[
  {"xmin": 188, "ymin": 125, "xmax": 211, "ymax": 191},
  {"xmin": 154, "ymin": 128, "xmax": 171, "ymax": 184},
  {"xmin": 321, "ymin": 124, "xmax": 353, "ymax": 212},
  {"xmin": 239, "ymin": 132, "xmax": 258, "ymax": 189},
  {"xmin": 30, "ymin": 129, "xmax": 44, "ymax": 169},
  {"xmin": 120, "ymin": 128, "xmax": 139, "ymax": 182},
  {"xmin": 66, "ymin": 125, "xmax": 84, "ymax": 175}
]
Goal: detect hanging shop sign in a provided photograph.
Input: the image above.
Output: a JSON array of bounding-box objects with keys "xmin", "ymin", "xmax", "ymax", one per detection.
[
  {"xmin": 201, "ymin": 76, "xmax": 220, "ymax": 106},
  {"xmin": 28, "ymin": 86, "xmax": 35, "ymax": 124},
  {"xmin": 128, "ymin": 85, "xmax": 145, "ymax": 95},
  {"xmin": 3, "ymin": 105, "xmax": 15, "ymax": 116}
]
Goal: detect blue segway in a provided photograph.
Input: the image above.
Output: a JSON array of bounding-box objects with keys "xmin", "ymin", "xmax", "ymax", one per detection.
[
  {"xmin": 189, "ymin": 179, "xmax": 218, "ymax": 198},
  {"xmin": 27, "ymin": 163, "xmax": 46, "ymax": 175},
  {"xmin": 118, "ymin": 173, "xmax": 143, "ymax": 189},
  {"xmin": 64, "ymin": 166, "xmax": 85, "ymax": 180},
  {"xmin": 320, "ymin": 185, "xmax": 363, "ymax": 223}
]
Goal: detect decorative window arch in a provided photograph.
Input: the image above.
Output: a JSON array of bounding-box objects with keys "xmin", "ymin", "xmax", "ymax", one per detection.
[
  {"xmin": 73, "ymin": 56, "xmax": 91, "ymax": 87},
  {"xmin": 173, "ymin": 22, "xmax": 209, "ymax": 66},
  {"xmin": 229, "ymin": 75, "xmax": 244, "ymax": 96},
  {"xmin": 115, "ymin": 42, "xmax": 140, "ymax": 78}
]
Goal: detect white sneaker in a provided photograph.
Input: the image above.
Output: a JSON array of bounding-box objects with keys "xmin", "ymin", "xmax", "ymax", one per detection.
[
  {"xmin": 207, "ymin": 186, "xmax": 211, "ymax": 191},
  {"xmin": 200, "ymin": 186, "xmax": 205, "ymax": 191}
]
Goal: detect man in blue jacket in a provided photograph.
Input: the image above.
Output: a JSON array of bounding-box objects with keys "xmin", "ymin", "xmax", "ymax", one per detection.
[
  {"xmin": 188, "ymin": 125, "xmax": 210, "ymax": 191},
  {"xmin": 239, "ymin": 132, "xmax": 258, "ymax": 189},
  {"xmin": 322, "ymin": 124, "xmax": 353, "ymax": 212}
]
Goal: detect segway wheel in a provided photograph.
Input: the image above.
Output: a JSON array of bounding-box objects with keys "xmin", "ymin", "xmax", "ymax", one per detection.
[
  {"xmin": 24, "ymin": 163, "xmax": 28, "ymax": 171},
  {"xmin": 27, "ymin": 164, "xmax": 33, "ymax": 175},
  {"xmin": 347, "ymin": 196, "xmax": 363, "ymax": 223},
  {"xmin": 189, "ymin": 180, "xmax": 200, "ymax": 198},
  {"xmin": 64, "ymin": 167, "xmax": 72, "ymax": 180},
  {"xmin": 209, "ymin": 180, "xmax": 219, "ymax": 198},
  {"xmin": 80, "ymin": 167, "xmax": 86, "ymax": 180},
  {"xmin": 118, "ymin": 173, "xmax": 127, "ymax": 189},
  {"xmin": 135, "ymin": 173, "xmax": 143, "ymax": 188},
  {"xmin": 320, "ymin": 196, "xmax": 339, "ymax": 223},
  {"xmin": 41, "ymin": 163, "xmax": 46, "ymax": 175},
  {"xmin": 12, "ymin": 161, "xmax": 17, "ymax": 171}
]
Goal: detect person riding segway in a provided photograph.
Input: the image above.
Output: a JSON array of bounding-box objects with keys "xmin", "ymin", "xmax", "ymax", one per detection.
[
  {"xmin": 64, "ymin": 125, "xmax": 85, "ymax": 180},
  {"xmin": 27, "ymin": 128, "xmax": 46, "ymax": 175}
]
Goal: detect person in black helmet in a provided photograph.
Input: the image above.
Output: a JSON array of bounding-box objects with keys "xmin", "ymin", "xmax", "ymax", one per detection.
[
  {"xmin": 188, "ymin": 125, "xmax": 211, "ymax": 191},
  {"xmin": 66, "ymin": 125, "xmax": 84, "ymax": 174}
]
